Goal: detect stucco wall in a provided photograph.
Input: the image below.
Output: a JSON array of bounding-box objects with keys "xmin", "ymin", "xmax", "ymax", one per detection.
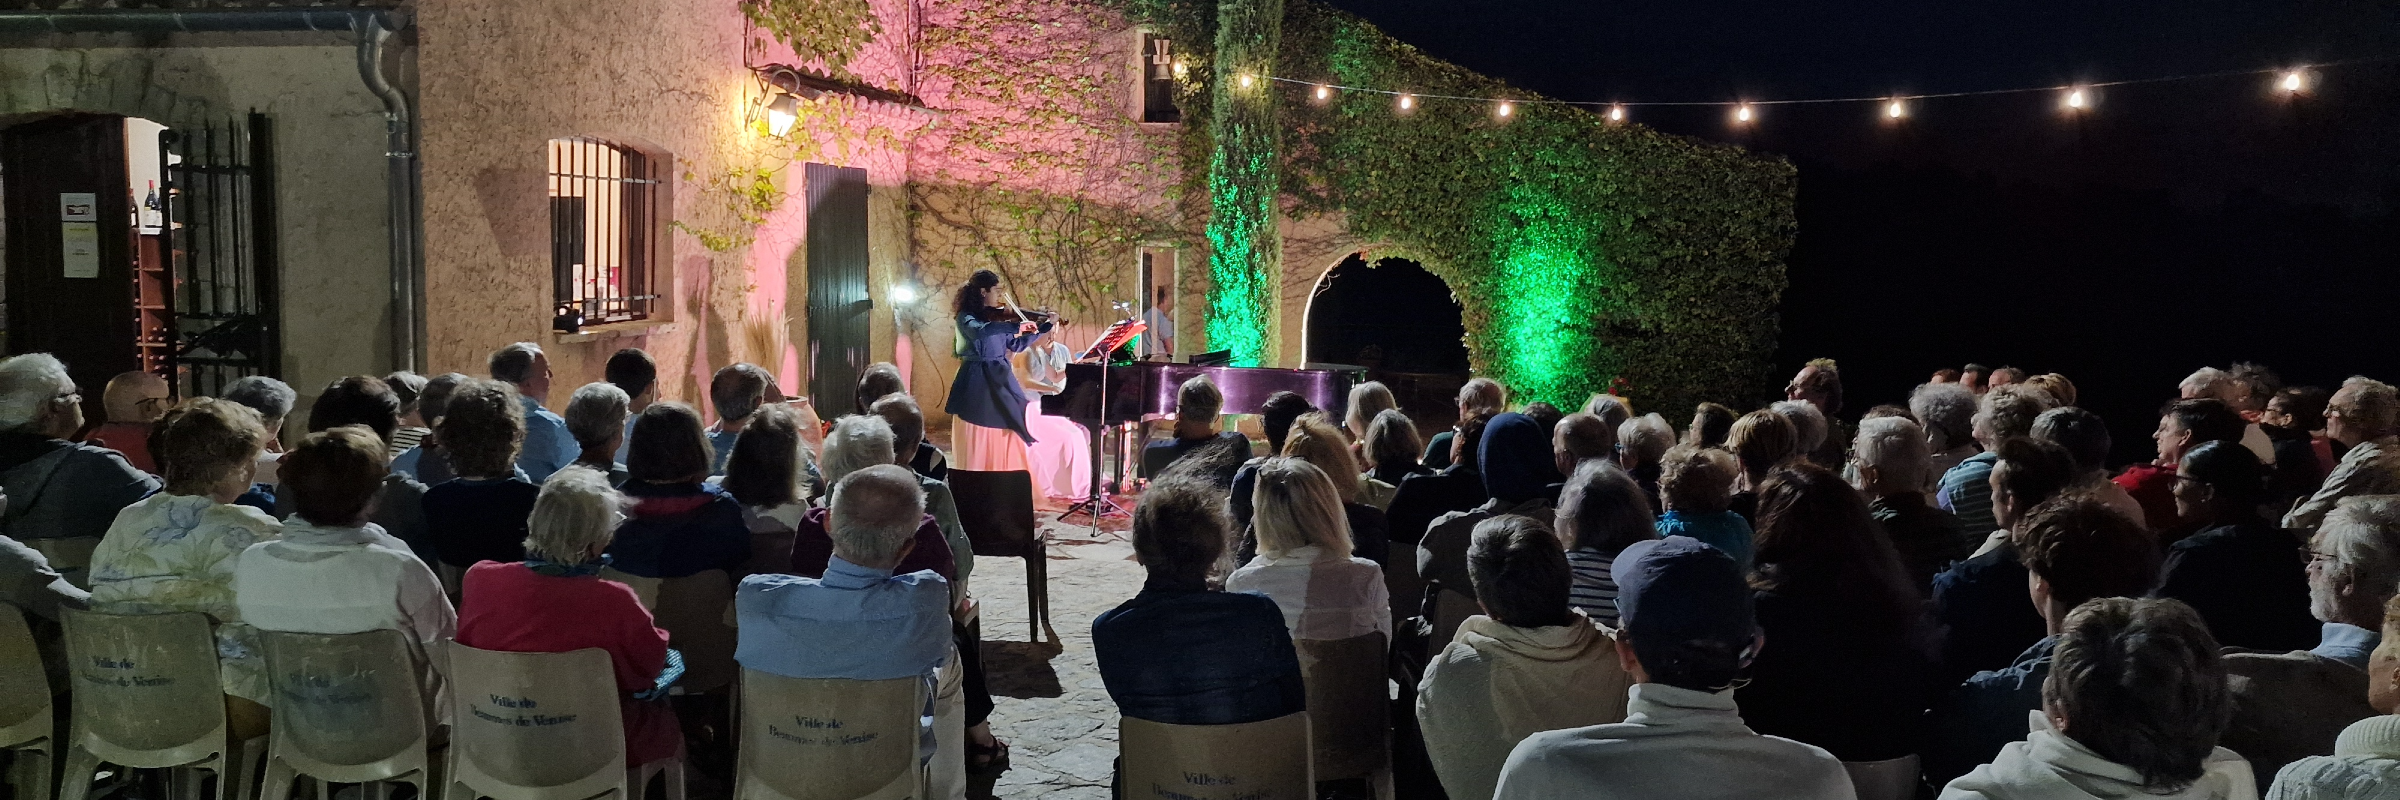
[{"xmin": 0, "ymin": 32, "xmax": 397, "ymax": 420}]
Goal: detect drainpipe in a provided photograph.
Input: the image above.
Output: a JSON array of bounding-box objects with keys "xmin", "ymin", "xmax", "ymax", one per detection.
[{"xmin": 0, "ymin": 8, "xmax": 425, "ymax": 373}]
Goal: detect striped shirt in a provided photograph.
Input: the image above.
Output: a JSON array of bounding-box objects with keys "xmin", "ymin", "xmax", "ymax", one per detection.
[
  {"xmin": 1565, "ymin": 548, "xmax": 1622, "ymax": 628},
  {"xmin": 1937, "ymin": 452, "xmax": 2001, "ymax": 545},
  {"xmin": 389, "ymin": 426, "xmax": 429, "ymax": 457}
]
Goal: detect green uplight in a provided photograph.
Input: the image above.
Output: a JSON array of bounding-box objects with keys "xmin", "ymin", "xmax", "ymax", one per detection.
[{"xmin": 1487, "ymin": 181, "xmax": 1612, "ymax": 407}]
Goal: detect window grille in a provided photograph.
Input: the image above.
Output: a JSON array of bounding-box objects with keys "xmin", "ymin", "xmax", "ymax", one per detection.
[{"xmin": 548, "ymin": 137, "xmax": 658, "ymax": 325}]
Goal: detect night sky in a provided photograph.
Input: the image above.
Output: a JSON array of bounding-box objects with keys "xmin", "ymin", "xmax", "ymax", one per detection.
[{"xmin": 1310, "ymin": 0, "xmax": 2400, "ymax": 463}]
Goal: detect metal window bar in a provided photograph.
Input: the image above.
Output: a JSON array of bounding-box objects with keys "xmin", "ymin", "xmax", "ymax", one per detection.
[{"xmin": 548, "ymin": 137, "xmax": 658, "ymax": 325}]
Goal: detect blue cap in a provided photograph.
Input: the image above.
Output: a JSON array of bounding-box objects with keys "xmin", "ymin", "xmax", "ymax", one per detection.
[{"xmin": 1614, "ymin": 536, "xmax": 1757, "ymax": 662}]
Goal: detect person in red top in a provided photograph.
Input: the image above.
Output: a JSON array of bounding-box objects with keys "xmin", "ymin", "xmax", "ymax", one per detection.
[
  {"xmin": 791, "ymin": 414, "xmax": 954, "ymax": 580},
  {"xmin": 86, "ymin": 370, "xmax": 170, "ymax": 473},
  {"xmin": 457, "ymin": 465, "xmax": 681, "ymax": 766},
  {"xmin": 2114, "ymin": 398, "xmax": 2246, "ymax": 543}
]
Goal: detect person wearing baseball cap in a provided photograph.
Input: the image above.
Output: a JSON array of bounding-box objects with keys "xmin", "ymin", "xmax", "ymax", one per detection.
[{"xmin": 1492, "ymin": 535, "xmax": 1855, "ymax": 800}]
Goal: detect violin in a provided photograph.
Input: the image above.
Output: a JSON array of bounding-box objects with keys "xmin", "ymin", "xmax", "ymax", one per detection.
[{"xmin": 971, "ymin": 290, "xmax": 1062, "ymax": 327}]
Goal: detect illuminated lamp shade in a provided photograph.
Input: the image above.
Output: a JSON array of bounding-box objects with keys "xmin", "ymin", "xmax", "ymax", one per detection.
[
  {"xmin": 1607, "ymin": 105, "xmax": 1626, "ymax": 122},
  {"xmin": 764, "ymin": 90, "xmax": 803, "ymax": 137},
  {"xmin": 890, "ymin": 283, "xmax": 920, "ymax": 305}
]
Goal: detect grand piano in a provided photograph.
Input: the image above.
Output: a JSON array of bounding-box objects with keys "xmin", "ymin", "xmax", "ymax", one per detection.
[{"xmin": 1039, "ymin": 360, "xmax": 1358, "ymax": 425}]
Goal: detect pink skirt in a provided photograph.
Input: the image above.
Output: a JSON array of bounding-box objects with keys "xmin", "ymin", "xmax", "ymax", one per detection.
[
  {"xmin": 951, "ymin": 417, "xmax": 1031, "ymax": 472},
  {"xmin": 1024, "ymin": 400, "xmax": 1092, "ymax": 500}
]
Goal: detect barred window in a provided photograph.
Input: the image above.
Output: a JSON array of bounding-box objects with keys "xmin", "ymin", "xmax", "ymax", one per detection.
[{"xmin": 548, "ymin": 137, "xmax": 659, "ymax": 325}]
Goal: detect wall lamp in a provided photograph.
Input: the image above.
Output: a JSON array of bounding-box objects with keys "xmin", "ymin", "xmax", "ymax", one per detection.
[{"xmin": 753, "ymin": 65, "xmax": 826, "ymax": 138}]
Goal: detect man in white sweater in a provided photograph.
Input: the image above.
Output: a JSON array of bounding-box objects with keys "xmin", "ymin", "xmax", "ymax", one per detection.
[
  {"xmin": 1417, "ymin": 515, "xmax": 1631, "ymax": 800},
  {"xmin": 1492, "ymin": 535, "xmax": 1853, "ymax": 800}
]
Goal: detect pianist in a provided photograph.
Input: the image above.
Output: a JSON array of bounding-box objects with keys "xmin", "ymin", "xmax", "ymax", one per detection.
[{"xmin": 944, "ymin": 270, "xmax": 1053, "ymax": 472}]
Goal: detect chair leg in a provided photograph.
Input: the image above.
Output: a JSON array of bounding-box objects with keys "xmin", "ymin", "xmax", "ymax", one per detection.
[
  {"xmin": 663, "ymin": 759, "xmax": 685, "ymax": 800},
  {"xmin": 8, "ymin": 745, "xmax": 54, "ymax": 800},
  {"xmin": 230, "ymin": 738, "xmax": 266, "ymax": 800},
  {"xmin": 256, "ymin": 757, "xmax": 297, "ymax": 800}
]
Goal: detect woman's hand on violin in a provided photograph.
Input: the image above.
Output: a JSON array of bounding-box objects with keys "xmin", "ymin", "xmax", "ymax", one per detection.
[{"xmin": 1019, "ymin": 321, "xmax": 1041, "ymax": 335}]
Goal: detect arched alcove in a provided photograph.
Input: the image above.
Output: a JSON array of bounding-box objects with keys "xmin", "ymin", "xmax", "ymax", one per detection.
[{"xmin": 1303, "ymin": 254, "xmax": 1470, "ymax": 431}]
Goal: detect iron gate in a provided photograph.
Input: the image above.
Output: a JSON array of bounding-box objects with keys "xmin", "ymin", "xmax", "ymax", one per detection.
[{"xmin": 159, "ymin": 112, "xmax": 280, "ymax": 399}]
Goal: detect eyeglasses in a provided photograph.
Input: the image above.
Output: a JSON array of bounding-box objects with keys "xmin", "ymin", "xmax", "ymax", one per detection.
[
  {"xmin": 2302, "ymin": 548, "xmax": 2335, "ymax": 567},
  {"xmin": 51, "ymin": 390, "xmax": 80, "ymax": 405}
]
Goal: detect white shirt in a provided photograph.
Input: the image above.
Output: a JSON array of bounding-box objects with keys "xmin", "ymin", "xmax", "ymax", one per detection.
[
  {"xmin": 1141, "ymin": 307, "xmax": 1175, "ymax": 357},
  {"xmin": 1495, "ymin": 682, "xmax": 1854, "ymax": 800},
  {"xmin": 234, "ymin": 518, "xmax": 457, "ymax": 717},
  {"xmin": 1940, "ymin": 711, "xmax": 2256, "ymax": 800},
  {"xmin": 1226, "ymin": 545, "xmax": 1390, "ymax": 642},
  {"xmin": 1418, "ymin": 614, "xmax": 1631, "ymax": 800},
  {"xmin": 1026, "ymin": 340, "xmax": 1073, "ymax": 396}
]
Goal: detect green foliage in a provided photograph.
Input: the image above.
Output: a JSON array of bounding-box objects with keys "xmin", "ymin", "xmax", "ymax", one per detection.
[
  {"xmin": 1203, "ymin": 0, "xmax": 1283, "ymax": 367},
  {"xmin": 743, "ymin": 0, "xmax": 883, "ymax": 79},
  {"xmin": 1106, "ymin": 0, "xmax": 1796, "ymax": 413}
]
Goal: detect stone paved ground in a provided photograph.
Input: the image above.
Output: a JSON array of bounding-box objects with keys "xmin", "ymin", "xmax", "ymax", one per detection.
[{"xmin": 970, "ymin": 517, "xmax": 1142, "ymax": 800}]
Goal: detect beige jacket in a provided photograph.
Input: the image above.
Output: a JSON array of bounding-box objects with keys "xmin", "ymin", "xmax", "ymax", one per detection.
[
  {"xmin": 1417, "ymin": 612, "xmax": 1632, "ymax": 800},
  {"xmin": 2282, "ymin": 437, "xmax": 2400, "ymax": 532}
]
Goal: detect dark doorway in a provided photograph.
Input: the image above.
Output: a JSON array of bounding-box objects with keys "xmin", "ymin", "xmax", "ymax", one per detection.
[
  {"xmin": 1305, "ymin": 255, "xmax": 1471, "ymax": 432},
  {"xmin": 3, "ymin": 113, "xmax": 145, "ymax": 421},
  {"xmin": 804, "ymin": 162, "xmax": 870, "ymax": 414}
]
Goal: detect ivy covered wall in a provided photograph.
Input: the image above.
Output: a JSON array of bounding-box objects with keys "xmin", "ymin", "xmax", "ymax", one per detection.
[{"xmin": 1110, "ymin": 0, "xmax": 1795, "ymax": 413}]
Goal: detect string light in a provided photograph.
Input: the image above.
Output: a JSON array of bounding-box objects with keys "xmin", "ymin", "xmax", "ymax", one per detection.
[
  {"xmin": 1314, "ymin": 85, "xmax": 1331, "ymax": 101},
  {"xmin": 1496, "ymin": 101, "xmax": 1514, "ymax": 118},
  {"xmin": 1607, "ymin": 105, "xmax": 1626, "ymax": 122},
  {"xmin": 2064, "ymin": 87, "xmax": 2089, "ymax": 110},
  {"xmin": 1885, "ymin": 98, "xmax": 1907, "ymax": 119},
  {"xmin": 1734, "ymin": 103, "xmax": 1755, "ymax": 124},
  {"xmin": 1238, "ymin": 73, "xmax": 1255, "ymax": 89},
  {"xmin": 2280, "ymin": 69, "xmax": 2308, "ymax": 93},
  {"xmin": 1398, "ymin": 94, "xmax": 1416, "ymax": 111}
]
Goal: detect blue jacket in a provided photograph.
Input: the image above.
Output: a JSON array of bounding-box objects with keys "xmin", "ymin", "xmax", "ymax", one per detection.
[
  {"xmin": 943, "ymin": 313, "xmax": 1050, "ymax": 442},
  {"xmin": 1094, "ymin": 577, "xmax": 1306, "ymax": 725},
  {"xmin": 607, "ymin": 481, "xmax": 752, "ymax": 579},
  {"xmin": 1921, "ymin": 636, "xmax": 2055, "ymax": 789},
  {"xmin": 1657, "ymin": 510, "xmax": 1754, "ymax": 569}
]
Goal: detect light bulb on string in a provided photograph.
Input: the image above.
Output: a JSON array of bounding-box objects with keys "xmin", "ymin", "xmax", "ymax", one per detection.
[
  {"xmin": 1734, "ymin": 103, "xmax": 1755, "ymax": 124},
  {"xmin": 1607, "ymin": 105, "xmax": 1626, "ymax": 122},
  {"xmin": 1238, "ymin": 73, "xmax": 1255, "ymax": 89},
  {"xmin": 1313, "ymin": 85, "xmax": 1331, "ymax": 101},
  {"xmin": 2063, "ymin": 87, "xmax": 2088, "ymax": 110},
  {"xmin": 1885, "ymin": 98, "xmax": 1907, "ymax": 119},
  {"xmin": 2280, "ymin": 69, "xmax": 2308, "ymax": 94},
  {"xmin": 1496, "ymin": 101, "xmax": 1513, "ymax": 118},
  {"xmin": 1398, "ymin": 94, "xmax": 1416, "ymax": 112}
]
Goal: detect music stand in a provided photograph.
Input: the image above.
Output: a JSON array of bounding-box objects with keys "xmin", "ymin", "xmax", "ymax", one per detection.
[{"xmin": 1060, "ymin": 317, "xmax": 1147, "ymax": 529}]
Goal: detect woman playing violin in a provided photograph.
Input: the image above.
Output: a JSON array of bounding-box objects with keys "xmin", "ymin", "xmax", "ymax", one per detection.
[{"xmin": 943, "ymin": 269, "xmax": 1055, "ymax": 471}]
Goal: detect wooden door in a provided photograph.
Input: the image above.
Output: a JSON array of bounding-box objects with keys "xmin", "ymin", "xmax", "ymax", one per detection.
[
  {"xmin": 804, "ymin": 163, "xmax": 870, "ymax": 414},
  {"xmin": 1, "ymin": 113, "xmax": 137, "ymax": 421}
]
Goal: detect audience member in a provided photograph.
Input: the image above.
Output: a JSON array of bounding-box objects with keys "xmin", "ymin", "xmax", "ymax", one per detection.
[
  {"xmin": 1770, "ymin": 399, "xmax": 1831, "ymax": 471},
  {"xmin": 1616, "ymin": 413, "xmax": 1674, "ymax": 510},
  {"xmin": 1851, "ymin": 416, "xmax": 1970, "ymax": 588},
  {"xmin": 1556, "ymin": 459, "xmax": 1657, "ymax": 627},
  {"xmin": 871, "ymin": 394, "xmax": 973, "ymax": 581},
  {"xmin": 1493, "ymin": 536, "xmax": 1855, "ymax": 800},
  {"xmin": 2261, "ymin": 386, "xmax": 2333, "ymax": 513},
  {"xmin": 1939, "ymin": 598, "xmax": 2253, "ymax": 800},
  {"xmin": 1653, "ymin": 444, "xmax": 1752, "ymax": 567},
  {"xmin": 389, "ymin": 372, "xmax": 467, "ymax": 483},
  {"xmin": 87, "ymin": 370, "xmax": 170, "ymax": 472},
  {"xmin": 2119, "ymin": 398, "xmax": 2248, "ymax": 539},
  {"xmin": 2023, "ymin": 373, "xmax": 2077, "ymax": 408},
  {"xmin": 1364, "ymin": 408, "xmax": 1431, "ymax": 486},
  {"xmin": 1584, "ymin": 394, "xmax": 1630, "ymax": 433},
  {"xmin": 608, "ymin": 402, "xmax": 751, "ymax": 580},
  {"xmin": 2157, "ymin": 441, "xmax": 2318, "ymax": 651},
  {"xmin": 1940, "ymin": 384, "xmax": 2059, "ymax": 538},
  {"xmin": 1346, "ymin": 381, "xmax": 1399, "ymax": 443},
  {"xmin": 2284, "ymin": 377, "xmax": 2400, "ymax": 533},
  {"xmin": 384, "ymin": 370, "xmax": 431, "ymax": 454},
  {"xmin": 606, "ymin": 348, "xmax": 659, "ymax": 465},
  {"xmin": 564, "ymin": 381, "xmax": 632, "ymax": 486},
  {"xmin": 856, "ymin": 362, "xmax": 946, "ymax": 481},
  {"xmin": 424, "ymin": 378, "xmax": 540, "ymax": 572},
  {"xmin": 1142, "ymin": 374, "xmax": 1249, "ymax": 479},
  {"xmin": 1278, "ymin": 413, "xmax": 1392, "ymax": 563},
  {"xmin": 706, "ymin": 363, "xmax": 774, "ymax": 476},
  {"xmin": 89, "ymin": 396, "xmax": 280, "ymax": 728},
  {"xmin": 1524, "ymin": 401, "xmax": 1566, "ymax": 437},
  {"xmin": 722, "ymin": 402, "xmax": 811, "ymax": 577},
  {"xmin": 1989, "ymin": 366, "xmax": 2027, "ymax": 388},
  {"xmin": 1386, "ymin": 413, "xmax": 1492, "ymax": 548},
  {"xmin": 1422, "ymin": 413, "xmax": 1560, "ymax": 611},
  {"xmin": 1552, "ymin": 412, "xmax": 1617, "ymax": 486},
  {"xmin": 2222, "ymin": 495, "xmax": 2400, "ymax": 789},
  {"xmin": 0, "ymin": 516, "xmax": 89, "ymax": 692},
  {"xmin": 1686, "ymin": 401, "xmax": 1737, "ymax": 448},
  {"xmin": 1740, "ymin": 463, "xmax": 1933, "ymax": 762},
  {"xmin": 1425, "ymin": 378, "xmax": 1507, "ymax": 471},
  {"xmin": 2184, "ymin": 366, "xmax": 2279, "ymax": 466},
  {"xmin": 1922, "ymin": 495, "xmax": 2162, "ymax": 788},
  {"xmin": 1228, "ymin": 457, "xmax": 1390, "ymax": 642},
  {"xmin": 1786, "ymin": 358, "xmax": 1849, "ymax": 468},
  {"xmin": 1726, "ymin": 409, "xmax": 1798, "ymax": 521},
  {"xmin": 2030, "ymin": 406, "xmax": 2146, "ymax": 522},
  {"xmin": 1933, "ymin": 368, "xmax": 1962, "ymax": 385},
  {"xmin": 1963, "ymin": 363, "xmax": 1991, "ymax": 394},
  {"xmin": 1932, "ymin": 436, "xmax": 2081, "ymax": 681},
  {"xmin": 291, "ymin": 375, "xmax": 432, "ymax": 564},
  {"xmin": 1419, "ymin": 515, "xmax": 1633, "ymax": 800},
  {"xmin": 489, "ymin": 342, "xmax": 576, "ymax": 481},
  {"xmin": 1094, "ymin": 463, "xmax": 1304, "ymax": 725},
  {"xmin": 736, "ymin": 463, "xmax": 959, "ymax": 785},
  {"xmin": 2265, "ymin": 594, "xmax": 2400, "ymax": 800},
  {"xmin": 788, "ymin": 415, "xmax": 954, "ymax": 580},
  {"xmin": 0, "ymin": 355, "xmax": 158, "ymax": 542},
  {"xmin": 458, "ymin": 466, "xmax": 682, "ymax": 768},
  {"xmin": 236, "ymin": 426, "xmax": 455, "ymax": 715},
  {"xmin": 1914, "ymin": 382, "xmax": 1984, "ymax": 491},
  {"xmin": 223, "ymin": 375, "xmax": 296, "ymax": 485}
]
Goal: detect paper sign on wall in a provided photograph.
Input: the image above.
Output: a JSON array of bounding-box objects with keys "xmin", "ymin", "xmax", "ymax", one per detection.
[
  {"xmin": 61, "ymin": 222, "xmax": 100, "ymax": 279},
  {"xmin": 59, "ymin": 193, "xmax": 97, "ymax": 222}
]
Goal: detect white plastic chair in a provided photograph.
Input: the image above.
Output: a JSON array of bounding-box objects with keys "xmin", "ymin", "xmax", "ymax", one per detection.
[
  {"xmin": 1118, "ymin": 712, "xmax": 1313, "ymax": 800},
  {"xmin": 1297, "ymin": 634, "xmax": 1391, "ymax": 798},
  {"xmin": 1844, "ymin": 754, "xmax": 1921, "ymax": 800},
  {"xmin": 733, "ymin": 670, "xmax": 926, "ymax": 800},
  {"xmin": 56, "ymin": 608, "xmax": 266, "ymax": 800},
  {"xmin": 0, "ymin": 606, "xmax": 56, "ymax": 800},
  {"xmin": 443, "ymin": 643, "xmax": 683, "ymax": 800},
  {"xmin": 256, "ymin": 629, "xmax": 439, "ymax": 800},
  {"xmin": 597, "ymin": 568, "xmax": 663, "ymax": 613},
  {"xmin": 650, "ymin": 572, "xmax": 736, "ymax": 694}
]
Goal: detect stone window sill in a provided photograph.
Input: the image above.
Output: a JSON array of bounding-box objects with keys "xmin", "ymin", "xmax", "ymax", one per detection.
[{"xmin": 551, "ymin": 319, "xmax": 677, "ymax": 344}]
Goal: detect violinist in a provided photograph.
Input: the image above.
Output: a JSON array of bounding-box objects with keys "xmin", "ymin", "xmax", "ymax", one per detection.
[{"xmin": 943, "ymin": 269, "xmax": 1054, "ymax": 471}]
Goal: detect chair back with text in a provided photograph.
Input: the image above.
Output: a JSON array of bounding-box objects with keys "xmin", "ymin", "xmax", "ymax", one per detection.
[
  {"xmin": 1118, "ymin": 713, "xmax": 1312, "ymax": 800},
  {"xmin": 1296, "ymin": 633, "xmax": 1390, "ymax": 782},
  {"xmin": 734, "ymin": 670, "xmax": 923, "ymax": 800},
  {"xmin": 653, "ymin": 571, "xmax": 738, "ymax": 693},
  {"xmin": 60, "ymin": 608, "xmax": 229, "ymax": 767},
  {"xmin": 445, "ymin": 644, "xmax": 627, "ymax": 800},
  {"xmin": 258, "ymin": 629, "xmax": 433, "ymax": 793}
]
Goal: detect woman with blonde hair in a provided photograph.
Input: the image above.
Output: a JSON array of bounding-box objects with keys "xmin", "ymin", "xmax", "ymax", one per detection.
[
  {"xmin": 1725, "ymin": 409, "xmax": 1799, "ymax": 521},
  {"xmin": 1364, "ymin": 408, "xmax": 1431, "ymax": 486},
  {"xmin": 1280, "ymin": 413, "xmax": 1394, "ymax": 566},
  {"xmin": 1346, "ymin": 381, "xmax": 1400, "ymax": 442},
  {"xmin": 1227, "ymin": 457, "xmax": 1390, "ymax": 642}
]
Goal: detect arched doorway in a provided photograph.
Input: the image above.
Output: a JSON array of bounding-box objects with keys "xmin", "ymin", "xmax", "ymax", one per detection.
[{"xmin": 1304, "ymin": 254, "xmax": 1470, "ymax": 432}]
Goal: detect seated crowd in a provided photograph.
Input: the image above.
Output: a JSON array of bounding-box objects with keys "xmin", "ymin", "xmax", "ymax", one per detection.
[{"xmin": 8, "ymin": 347, "xmax": 2400, "ymax": 800}]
